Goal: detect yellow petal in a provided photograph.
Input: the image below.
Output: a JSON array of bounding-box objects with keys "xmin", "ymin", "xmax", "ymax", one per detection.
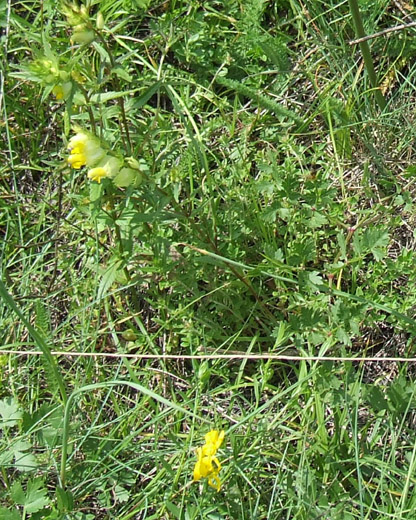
[
  {"xmin": 208, "ymin": 471, "xmax": 221, "ymax": 491},
  {"xmin": 193, "ymin": 460, "xmax": 202, "ymax": 481},
  {"xmin": 88, "ymin": 167, "xmax": 107, "ymax": 183},
  {"xmin": 204, "ymin": 430, "xmax": 225, "ymax": 451},
  {"xmin": 67, "ymin": 153, "xmax": 86, "ymax": 169}
]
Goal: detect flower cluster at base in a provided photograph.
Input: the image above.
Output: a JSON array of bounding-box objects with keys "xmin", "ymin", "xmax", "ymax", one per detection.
[
  {"xmin": 67, "ymin": 130, "xmax": 142, "ymax": 188},
  {"xmin": 193, "ymin": 430, "xmax": 225, "ymax": 492}
]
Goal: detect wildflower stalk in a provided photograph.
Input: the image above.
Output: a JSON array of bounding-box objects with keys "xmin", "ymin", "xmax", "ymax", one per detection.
[
  {"xmin": 94, "ymin": 31, "xmax": 132, "ymax": 155},
  {"xmin": 348, "ymin": 0, "xmax": 386, "ymax": 110},
  {"xmin": 77, "ymin": 84, "xmax": 97, "ymax": 134}
]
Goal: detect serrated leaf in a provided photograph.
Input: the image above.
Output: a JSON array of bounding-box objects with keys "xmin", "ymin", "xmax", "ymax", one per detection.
[
  {"xmin": 0, "ymin": 447, "xmax": 13, "ymax": 465},
  {"xmin": 353, "ymin": 228, "xmax": 389, "ymax": 261},
  {"xmin": 308, "ymin": 271, "xmax": 323, "ymax": 287},
  {"xmin": 11, "ymin": 480, "xmax": 49, "ymax": 514},
  {"xmin": 365, "ymin": 385, "xmax": 388, "ymax": 412},
  {"xmin": 114, "ymin": 485, "xmax": 129, "ymax": 503},
  {"xmin": 56, "ymin": 487, "xmax": 74, "ymax": 513},
  {"xmin": 10, "ymin": 482, "xmax": 25, "ymax": 505},
  {"xmin": 307, "ymin": 211, "xmax": 327, "ymax": 229},
  {"xmin": 0, "ymin": 398, "xmax": 22, "ymax": 428},
  {"xmin": 362, "ymin": 228, "xmax": 389, "ymax": 261},
  {"xmin": 97, "ymin": 258, "xmax": 124, "ymax": 300}
]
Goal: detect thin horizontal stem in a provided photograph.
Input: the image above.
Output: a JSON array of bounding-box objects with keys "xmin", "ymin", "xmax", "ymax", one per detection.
[{"xmin": 1, "ymin": 349, "xmax": 416, "ymax": 363}]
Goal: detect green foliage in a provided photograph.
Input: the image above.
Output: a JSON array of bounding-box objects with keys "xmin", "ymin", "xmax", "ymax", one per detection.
[
  {"xmin": 215, "ymin": 76, "xmax": 302, "ymax": 123},
  {"xmin": 2, "ymin": 0, "xmax": 416, "ymax": 518}
]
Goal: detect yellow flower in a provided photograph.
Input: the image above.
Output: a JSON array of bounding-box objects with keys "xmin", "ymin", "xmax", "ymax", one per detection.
[
  {"xmin": 204, "ymin": 430, "xmax": 225, "ymax": 452},
  {"xmin": 67, "ymin": 131, "xmax": 105, "ymax": 169},
  {"xmin": 52, "ymin": 81, "xmax": 72, "ymax": 101},
  {"xmin": 193, "ymin": 430, "xmax": 225, "ymax": 491},
  {"xmin": 52, "ymin": 85, "xmax": 64, "ymax": 100},
  {"xmin": 88, "ymin": 156, "xmax": 121, "ymax": 183}
]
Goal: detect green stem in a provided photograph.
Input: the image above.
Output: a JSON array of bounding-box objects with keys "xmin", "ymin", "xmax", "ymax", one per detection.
[
  {"xmin": 348, "ymin": 0, "xmax": 387, "ymax": 110},
  {"xmin": 76, "ymin": 84, "xmax": 97, "ymax": 134},
  {"xmin": 95, "ymin": 31, "xmax": 132, "ymax": 155}
]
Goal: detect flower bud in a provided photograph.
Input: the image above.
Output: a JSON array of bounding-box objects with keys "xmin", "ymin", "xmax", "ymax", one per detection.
[
  {"xmin": 113, "ymin": 167, "xmax": 142, "ymax": 188},
  {"xmin": 96, "ymin": 11, "xmax": 104, "ymax": 30},
  {"xmin": 126, "ymin": 157, "xmax": 141, "ymax": 170},
  {"xmin": 71, "ymin": 28, "xmax": 95, "ymax": 45}
]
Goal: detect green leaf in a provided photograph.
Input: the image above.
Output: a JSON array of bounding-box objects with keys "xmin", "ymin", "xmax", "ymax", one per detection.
[
  {"xmin": 0, "ymin": 398, "xmax": 22, "ymax": 428},
  {"xmin": 56, "ymin": 487, "xmax": 74, "ymax": 513},
  {"xmin": 11, "ymin": 479, "xmax": 49, "ymax": 514},
  {"xmin": 112, "ymin": 66, "xmax": 132, "ymax": 82},
  {"xmin": 0, "ymin": 507, "xmax": 20, "ymax": 520},
  {"xmin": 97, "ymin": 257, "xmax": 125, "ymax": 300},
  {"xmin": 89, "ymin": 90, "xmax": 137, "ymax": 103},
  {"xmin": 363, "ymin": 228, "xmax": 389, "ymax": 261},
  {"xmin": 353, "ymin": 228, "xmax": 389, "ymax": 261},
  {"xmin": 14, "ymin": 450, "xmax": 38, "ymax": 473},
  {"xmin": 337, "ymin": 231, "xmax": 347, "ymax": 259},
  {"xmin": 365, "ymin": 385, "xmax": 388, "ymax": 412},
  {"xmin": 0, "ymin": 447, "xmax": 13, "ymax": 465},
  {"xmin": 165, "ymin": 501, "xmax": 181, "ymax": 519},
  {"xmin": 404, "ymin": 164, "xmax": 416, "ymax": 178},
  {"xmin": 307, "ymin": 211, "xmax": 327, "ymax": 229},
  {"xmin": 131, "ymin": 82, "xmax": 162, "ymax": 109},
  {"xmin": 10, "ymin": 482, "xmax": 25, "ymax": 505},
  {"xmin": 5, "ymin": 440, "xmax": 38, "ymax": 472},
  {"xmin": 113, "ymin": 485, "xmax": 129, "ymax": 503}
]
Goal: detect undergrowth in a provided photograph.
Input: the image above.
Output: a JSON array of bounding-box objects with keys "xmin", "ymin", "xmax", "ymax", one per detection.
[{"xmin": 1, "ymin": 0, "xmax": 416, "ymax": 518}]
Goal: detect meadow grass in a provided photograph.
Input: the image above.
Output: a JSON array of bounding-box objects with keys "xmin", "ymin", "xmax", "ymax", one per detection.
[{"xmin": 2, "ymin": 1, "xmax": 416, "ymax": 518}]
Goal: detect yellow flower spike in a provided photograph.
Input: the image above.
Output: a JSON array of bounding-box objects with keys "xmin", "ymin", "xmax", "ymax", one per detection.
[
  {"xmin": 193, "ymin": 430, "xmax": 225, "ymax": 492},
  {"xmin": 87, "ymin": 167, "xmax": 107, "ymax": 183},
  {"xmin": 208, "ymin": 471, "xmax": 221, "ymax": 492}
]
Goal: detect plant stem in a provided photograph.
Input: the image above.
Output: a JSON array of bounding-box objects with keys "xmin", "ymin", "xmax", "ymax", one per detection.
[{"xmin": 348, "ymin": 0, "xmax": 387, "ymax": 110}]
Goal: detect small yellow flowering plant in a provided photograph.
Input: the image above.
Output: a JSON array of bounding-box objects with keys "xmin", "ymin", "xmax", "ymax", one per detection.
[
  {"xmin": 67, "ymin": 128, "xmax": 143, "ymax": 187},
  {"xmin": 11, "ymin": 46, "xmax": 73, "ymax": 102},
  {"xmin": 193, "ymin": 430, "xmax": 225, "ymax": 492},
  {"xmin": 67, "ymin": 130, "xmax": 106, "ymax": 170}
]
